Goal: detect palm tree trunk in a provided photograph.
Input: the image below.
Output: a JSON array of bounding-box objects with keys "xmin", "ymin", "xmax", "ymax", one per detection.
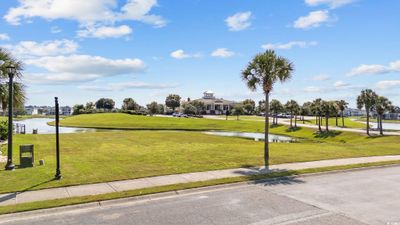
[
  {"xmin": 341, "ymin": 111, "xmax": 345, "ymax": 127},
  {"xmin": 325, "ymin": 112, "xmax": 329, "ymax": 131},
  {"xmin": 315, "ymin": 116, "xmax": 318, "ymax": 125},
  {"xmin": 294, "ymin": 115, "xmax": 297, "ymax": 127},
  {"xmin": 335, "ymin": 115, "xmax": 338, "ymax": 126},
  {"xmin": 264, "ymin": 93, "xmax": 270, "ymax": 168},
  {"xmin": 290, "ymin": 112, "xmax": 293, "ymax": 128},
  {"xmin": 318, "ymin": 115, "xmax": 322, "ymax": 131},
  {"xmin": 366, "ymin": 110, "xmax": 370, "ymax": 135},
  {"xmin": 380, "ymin": 114, "xmax": 383, "ymax": 135}
]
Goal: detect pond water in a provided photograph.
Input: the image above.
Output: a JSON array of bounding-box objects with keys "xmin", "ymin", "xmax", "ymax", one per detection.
[
  {"xmin": 362, "ymin": 121, "xmax": 400, "ymax": 131},
  {"xmin": 14, "ymin": 118, "xmax": 96, "ymax": 134},
  {"xmin": 203, "ymin": 131, "xmax": 295, "ymax": 143}
]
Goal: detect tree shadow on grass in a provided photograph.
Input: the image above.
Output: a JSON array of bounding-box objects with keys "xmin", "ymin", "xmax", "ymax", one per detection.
[
  {"xmin": 286, "ymin": 127, "xmax": 302, "ymax": 132},
  {"xmin": 270, "ymin": 124, "xmax": 283, "ymax": 128},
  {"xmin": 234, "ymin": 167, "xmax": 305, "ymax": 186},
  {"xmin": 313, "ymin": 130, "xmax": 342, "ymax": 139}
]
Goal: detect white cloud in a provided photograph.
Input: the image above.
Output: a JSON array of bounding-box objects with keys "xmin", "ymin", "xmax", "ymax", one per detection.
[
  {"xmin": 333, "ymin": 80, "xmax": 349, "ymax": 88},
  {"xmin": 376, "ymin": 80, "xmax": 400, "ymax": 90},
  {"xmin": 346, "ymin": 60, "xmax": 400, "ymax": 77},
  {"xmin": 79, "ymin": 82, "xmax": 178, "ymax": 91},
  {"xmin": 170, "ymin": 49, "xmax": 189, "ymax": 59},
  {"xmin": 25, "ymin": 54, "xmax": 145, "ymax": 84},
  {"xmin": 50, "ymin": 26, "xmax": 62, "ymax": 33},
  {"xmin": 211, "ymin": 48, "xmax": 235, "ymax": 58},
  {"xmin": 293, "ymin": 10, "xmax": 331, "ymax": 29},
  {"xmin": 348, "ymin": 64, "xmax": 388, "ymax": 76},
  {"xmin": 77, "ymin": 25, "xmax": 132, "ymax": 38},
  {"xmin": 170, "ymin": 49, "xmax": 200, "ymax": 59},
  {"xmin": 305, "ymin": 0, "xmax": 356, "ymax": 9},
  {"xmin": 311, "ymin": 74, "xmax": 330, "ymax": 81},
  {"xmin": 2, "ymin": 39, "xmax": 78, "ymax": 57},
  {"xmin": 4, "ymin": 0, "xmax": 166, "ymax": 38},
  {"xmin": 261, "ymin": 41, "xmax": 318, "ymax": 50},
  {"xmin": 225, "ymin": 11, "xmax": 252, "ymax": 31},
  {"xmin": 304, "ymin": 86, "xmax": 321, "ymax": 93},
  {"xmin": 0, "ymin": 33, "xmax": 10, "ymax": 41}
]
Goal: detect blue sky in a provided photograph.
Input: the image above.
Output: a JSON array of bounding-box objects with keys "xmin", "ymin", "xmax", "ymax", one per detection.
[{"xmin": 0, "ymin": 0, "xmax": 399, "ymax": 108}]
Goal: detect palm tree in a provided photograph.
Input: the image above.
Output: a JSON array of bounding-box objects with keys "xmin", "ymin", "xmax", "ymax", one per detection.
[
  {"xmin": 337, "ymin": 100, "xmax": 348, "ymax": 127},
  {"xmin": 320, "ymin": 101, "xmax": 332, "ymax": 131},
  {"xmin": 311, "ymin": 98, "xmax": 323, "ymax": 132},
  {"xmin": 0, "ymin": 48, "xmax": 25, "ymax": 115},
  {"xmin": 269, "ymin": 99, "xmax": 283, "ymax": 125},
  {"xmin": 300, "ymin": 102, "xmax": 312, "ymax": 124},
  {"xmin": 357, "ymin": 89, "xmax": 378, "ymax": 135},
  {"xmin": 0, "ymin": 83, "xmax": 26, "ymax": 115},
  {"xmin": 285, "ymin": 100, "xmax": 300, "ymax": 129},
  {"xmin": 374, "ymin": 96, "xmax": 393, "ymax": 135},
  {"xmin": 242, "ymin": 50, "xmax": 294, "ymax": 167}
]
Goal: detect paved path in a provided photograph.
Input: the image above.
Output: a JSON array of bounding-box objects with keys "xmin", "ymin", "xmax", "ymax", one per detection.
[
  {"xmin": 2, "ymin": 166, "xmax": 400, "ymax": 225},
  {"xmin": 1, "ymin": 155, "xmax": 400, "ymax": 207}
]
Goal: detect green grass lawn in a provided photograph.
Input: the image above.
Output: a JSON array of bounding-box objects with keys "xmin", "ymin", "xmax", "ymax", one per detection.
[
  {"xmin": 57, "ymin": 113, "xmax": 270, "ymax": 132},
  {"xmin": 1, "ymin": 127, "xmax": 399, "ymax": 194},
  {"xmin": 303, "ymin": 117, "xmax": 366, "ymax": 129}
]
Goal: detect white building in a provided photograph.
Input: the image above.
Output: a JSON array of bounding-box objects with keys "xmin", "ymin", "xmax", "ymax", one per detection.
[
  {"xmin": 193, "ymin": 91, "xmax": 237, "ymax": 115},
  {"xmin": 343, "ymin": 108, "xmax": 366, "ymax": 117}
]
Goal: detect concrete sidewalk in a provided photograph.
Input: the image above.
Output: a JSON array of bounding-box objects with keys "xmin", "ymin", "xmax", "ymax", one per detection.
[{"xmin": 1, "ymin": 155, "xmax": 400, "ymax": 207}]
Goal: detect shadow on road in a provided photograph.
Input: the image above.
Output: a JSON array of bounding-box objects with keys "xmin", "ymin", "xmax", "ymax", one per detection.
[{"xmin": 233, "ymin": 167, "xmax": 305, "ymax": 186}]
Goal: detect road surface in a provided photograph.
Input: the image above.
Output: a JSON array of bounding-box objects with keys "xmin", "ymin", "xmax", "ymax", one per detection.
[{"xmin": 1, "ymin": 166, "xmax": 400, "ymax": 225}]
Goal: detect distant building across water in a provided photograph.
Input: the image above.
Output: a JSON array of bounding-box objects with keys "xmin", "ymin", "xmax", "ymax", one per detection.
[{"xmin": 193, "ymin": 91, "xmax": 237, "ymax": 115}]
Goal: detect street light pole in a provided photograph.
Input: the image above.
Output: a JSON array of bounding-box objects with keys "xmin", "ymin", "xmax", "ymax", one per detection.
[
  {"xmin": 5, "ymin": 65, "xmax": 15, "ymax": 171},
  {"xmin": 54, "ymin": 97, "xmax": 61, "ymax": 180}
]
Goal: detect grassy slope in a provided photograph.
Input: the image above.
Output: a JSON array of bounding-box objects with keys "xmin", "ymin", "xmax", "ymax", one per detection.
[{"xmin": 0, "ymin": 127, "xmax": 399, "ymax": 193}]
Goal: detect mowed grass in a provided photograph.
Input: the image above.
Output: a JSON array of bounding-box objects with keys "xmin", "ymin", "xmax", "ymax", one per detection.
[
  {"xmin": 1, "ymin": 128, "xmax": 400, "ymax": 194},
  {"xmin": 58, "ymin": 113, "xmax": 268, "ymax": 132}
]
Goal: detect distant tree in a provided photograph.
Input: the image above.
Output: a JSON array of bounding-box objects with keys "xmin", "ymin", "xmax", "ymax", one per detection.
[
  {"xmin": 122, "ymin": 98, "xmax": 139, "ymax": 111},
  {"xmin": 256, "ymin": 100, "xmax": 266, "ymax": 115},
  {"xmin": 332, "ymin": 101, "xmax": 340, "ymax": 127},
  {"xmin": 284, "ymin": 100, "xmax": 299, "ymax": 128},
  {"xmin": 183, "ymin": 104, "xmax": 197, "ymax": 115},
  {"xmin": 191, "ymin": 100, "xmax": 205, "ymax": 115},
  {"xmin": 85, "ymin": 102, "xmax": 95, "ymax": 113},
  {"xmin": 374, "ymin": 96, "xmax": 393, "ymax": 135},
  {"xmin": 95, "ymin": 98, "xmax": 115, "ymax": 110},
  {"xmin": 337, "ymin": 100, "xmax": 348, "ymax": 127},
  {"xmin": 311, "ymin": 98, "xmax": 323, "ymax": 132},
  {"xmin": 357, "ymin": 89, "xmax": 378, "ymax": 135},
  {"xmin": 147, "ymin": 101, "xmax": 158, "ymax": 115},
  {"xmin": 269, "ymin": 99, "xmax": 283, "ymax": 125},
  {"xmin": 241, "ymin": 50, "xmax": 294, "ymax": 167},
  {"xmin": 300, "ymin": 102, "xmax": 312, "ymax": 124},
  {"xmin": 242, "ymin": 99, "xmax": 256, "ymax": 115},
  {"xmin": 232, "ymin": 104, "xmax": 245, "ymax": 120},
  {"xmin": 165, "ymin": 94, "xmax": 181, "ymax": 112},
  {"xmin": 157, "ymin": 104, "xmax": 165, "ymax": 114},
  {"xmin": 72, "ymin": 104, "xmax": 85, "ymax": 115}
]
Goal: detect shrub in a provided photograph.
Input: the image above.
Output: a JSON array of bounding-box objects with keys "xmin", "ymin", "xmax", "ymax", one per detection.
[{"xmin": 0, "ymin": 120, "xmax": 8, "ymax": 141}]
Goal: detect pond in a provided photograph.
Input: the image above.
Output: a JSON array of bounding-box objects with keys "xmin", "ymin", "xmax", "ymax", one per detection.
[
  {"xmin": 14, "ymin": 118, "xmax": 97, "ymax": 134},
  {"xmin": 203, "ymin": 131, "xmax": 296, "ymax": 143},
  {"xmin": 362, "ymin": 121, "xmax": 400, "ymax": 131}
]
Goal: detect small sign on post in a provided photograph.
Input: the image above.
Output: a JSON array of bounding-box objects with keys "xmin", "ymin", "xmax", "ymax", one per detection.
[
  {"xmin": 20, "ymin": 144, "xmax": 34, "ymax": 167},
  {"xmin": 54, "ymin": 97, "xmax": 61, "ymax": 180}
]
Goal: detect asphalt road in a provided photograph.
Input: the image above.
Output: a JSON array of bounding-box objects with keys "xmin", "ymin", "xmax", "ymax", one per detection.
[{"xmin": 1, "ymin": 166, "xmax": 400, "ymax": 225}]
